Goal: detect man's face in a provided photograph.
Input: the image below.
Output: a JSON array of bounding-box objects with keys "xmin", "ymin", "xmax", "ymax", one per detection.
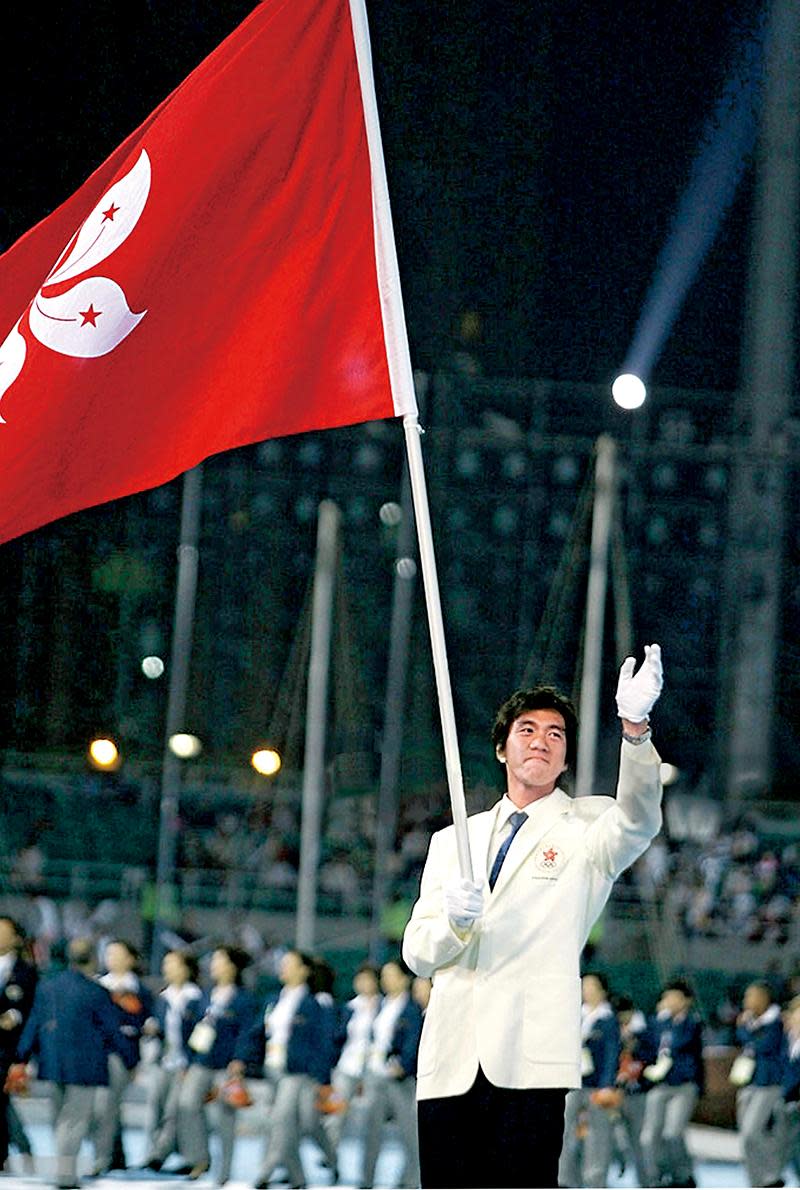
[{"xmin": 497, "ymin": 708, "xmax": 568, "ymax": 800}]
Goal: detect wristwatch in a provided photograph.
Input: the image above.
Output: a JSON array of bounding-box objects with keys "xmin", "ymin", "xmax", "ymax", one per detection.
[{"xmin": 622, "ymin": 726, "xmax": 652, "ymax": 745}]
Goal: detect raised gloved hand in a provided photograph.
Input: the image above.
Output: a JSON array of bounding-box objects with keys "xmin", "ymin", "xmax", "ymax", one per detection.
[
  {"xmin": 615, "ymin": 643, "xmax": 663, "ymax": 723},
  {"xmin": 443, "ymin": 878, "xmax": 484, "ymax": 930}
]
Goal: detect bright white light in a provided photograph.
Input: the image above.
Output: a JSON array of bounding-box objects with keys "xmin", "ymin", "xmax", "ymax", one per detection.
[
  {"xmin": 660, "ymin": 762, "xmax": 681, "ymax": 786},
  {"xmin": 141, "ymin": 655, "xmax": 165, "ymax": 679},
  {"xmin": 252, "ymin": 748, "xmax": 282, "ymax": 776},
  {"xmin": 612, "ymin": 373, "xmax": 647, "ymax": 409},
  {"xmin": 169, "ymin": 733, "xmax": 202, "ymax": 759}
]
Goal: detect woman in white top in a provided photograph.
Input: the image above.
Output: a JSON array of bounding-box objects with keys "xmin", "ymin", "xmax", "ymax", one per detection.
[
  {"xmin": 327, "ymin": 961, "xmax": 381, "ymax": 1150},
  {"xmin": 178, "ymin": 946, "xmax": 257, "ymax": 1182},
  {"xmin": 141, "ymin": 949, "xmax": 203, "ymax": 1172}
]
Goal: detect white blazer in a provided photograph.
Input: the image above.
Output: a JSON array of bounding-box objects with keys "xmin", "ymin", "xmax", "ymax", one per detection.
[{"xmin": 402, "ymin": 738, "xmax": 662, "ymax": 1100}]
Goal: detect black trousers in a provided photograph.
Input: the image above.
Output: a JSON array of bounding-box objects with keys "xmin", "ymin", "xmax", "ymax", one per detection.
[{"xmin": 417, "ymin": 1065, "xmax": 567, "ymax": 1189}]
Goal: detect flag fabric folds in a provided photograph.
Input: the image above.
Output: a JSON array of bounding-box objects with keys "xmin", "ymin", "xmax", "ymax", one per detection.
[{"xmin": 0, "ymin": 0, "xmax": 416, "ymax": 545}]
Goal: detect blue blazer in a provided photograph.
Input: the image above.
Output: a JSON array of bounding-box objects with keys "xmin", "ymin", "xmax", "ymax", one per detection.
[
  {"xmin": 102, "ymin": 975, "xmax": 155, "ymax": 1071},
  {"xmin": 188, "ymin": 986, "xmax": 258, "ymax": 1071},
  {"xmin": 583, "ymin": 1010, "xmax": 621, "ymax": 1089},
  {"xmin": 646, "ymin": 1012, "xmax": 705, "ymax": 1091},
  {"xmin": 315, "ymin": 994, "xmax": 345, "ymax": 1083},
  {"xmin": 380, "ymin": 995, "xmax": 423, "ymax": 1081},
  {"xmin": 237, "ymin": 989, "xmax": 332, "ymax": 1084},
  {"xmin": 782, "ymin": 1048, "xmax": 800, "ymax": 1102},
  {"xmin": 736, "ymin": 1011, "xmax": 786, "ymax": 1087},
  {"xmin": 17, "ymin": 968, "xmax": 123, "ymax": 1086}
]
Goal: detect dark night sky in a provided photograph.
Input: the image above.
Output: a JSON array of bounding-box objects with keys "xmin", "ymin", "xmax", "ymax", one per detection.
[{"xmin": 0, "ymin": 0, "xmax": 763, "ymax": 395}]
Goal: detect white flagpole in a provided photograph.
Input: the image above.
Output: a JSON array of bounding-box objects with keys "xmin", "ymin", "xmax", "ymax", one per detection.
[
  {"xmin": 403, "ymin": 417, "xmax": 473, "ymax": 881},
  {"xmin": 348, "ymin": 0, "xmax": 473, "ymax": 880}
]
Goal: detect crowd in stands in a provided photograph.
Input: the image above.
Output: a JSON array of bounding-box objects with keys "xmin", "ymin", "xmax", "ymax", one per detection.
[
  {"xmin": 621, "ymin": 819, "xmax": 800, "ymax": 948},
  {"xmin": 6, "ymin": 776, "xmax": 800, "ymax": 956}
]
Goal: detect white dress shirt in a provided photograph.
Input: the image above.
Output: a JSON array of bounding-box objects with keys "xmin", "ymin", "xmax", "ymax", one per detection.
[{"xmin": 265, "ymin": 983, "xmax": 307, "ymax": 1073}]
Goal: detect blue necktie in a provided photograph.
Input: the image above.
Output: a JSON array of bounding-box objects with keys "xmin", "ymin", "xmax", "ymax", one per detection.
[{"xmin": 488, "ymin": 810, "xmax": 528, "ymax": 890}]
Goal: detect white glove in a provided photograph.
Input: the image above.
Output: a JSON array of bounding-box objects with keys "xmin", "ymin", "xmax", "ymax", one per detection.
[
  {"xmin": 443, "ymin": 878, "xmax": 484, "ymax": 930},
  {"xmin": 615, "ymin": 643, "xmax": 663, "ymax": 723}
]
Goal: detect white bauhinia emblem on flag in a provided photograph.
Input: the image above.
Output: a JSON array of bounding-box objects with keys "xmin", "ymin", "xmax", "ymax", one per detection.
[{"xmin": 0, "ymin": 149, "xmax": 150, "ymax": 420}]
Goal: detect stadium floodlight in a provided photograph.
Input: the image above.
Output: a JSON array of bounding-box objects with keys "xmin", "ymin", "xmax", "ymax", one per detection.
[
  {"xmin": 611, "ymin": 373, "xmax": 647, "ymax": 409},
  {"xmin": 88, "ymin": 737, "xmax": 120, "ymax": 771},
  {"xmin": 169, "ymin": 733, "xmax": 202, "ymax": 759},
  {"xmin": 251, "ymin": 748, "xmax": 282, "ymax": 776}
]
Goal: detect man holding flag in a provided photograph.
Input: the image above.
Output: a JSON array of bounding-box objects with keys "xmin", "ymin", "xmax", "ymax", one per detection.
[{"xmin": 403, "ymin": 645, "xmax": 664, "ymax": 1189}]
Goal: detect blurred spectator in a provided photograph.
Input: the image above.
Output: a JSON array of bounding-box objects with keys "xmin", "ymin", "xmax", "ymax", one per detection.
[
  {"xmin": 318, "ymin": 852, "xmax": 360, "ymax": 913},
  {"xmin": 9, "ymin": 842, "xmax": 45, "ymax": 892},
  {"xmin": 25, "ymin": 894, "xmax": 60, "ymax": 969}
]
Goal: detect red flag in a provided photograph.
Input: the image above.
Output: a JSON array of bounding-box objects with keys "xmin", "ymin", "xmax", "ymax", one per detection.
[{"xmin": 0, "ymin": 0, "xmax": 416, "ymax": 545}]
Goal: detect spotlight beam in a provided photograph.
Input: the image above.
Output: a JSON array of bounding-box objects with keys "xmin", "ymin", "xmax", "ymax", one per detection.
[{"xmin": 619, "ymin": 9, "xmax": 767, "ymax": 384}]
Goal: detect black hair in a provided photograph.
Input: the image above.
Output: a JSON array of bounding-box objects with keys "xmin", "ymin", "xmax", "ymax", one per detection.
[
  {"xmin": 662, "ymin": 978, "xmax": 695, "ymax": 1000},
  {"xmin": 491, "ymin": 686, "xmax": 578, "ymax": 769},
  {"xmin": 214, "ymin": 945, "xmax": 251, "ymax": 984},
  {"xmin": 308, "ymin": 956, "xmax": 336, "ymax": 996},
  {"xmin": 68, "ymin": 937, "xmax": 96, "ymax": 970},
  {"xmin": 382, "ymin": 955, "xmax": 412, "ymax": 979},
  {"xmin": 583, "ymin": 970, "xmax": 610, "ymax": 995},
  {"xmin": 746, "ymin": 980, "xmax": 775, "ymax": 1001},
  {"xmin": 107, "ymin": 938, "xmax": 141, "ymax": 965},
  {"xmin": 0, "ymin": 916, "xmax": 24, "ymax": 943},
  {"xmin": 166, "ymin": 948, "xmax": 200, "ymax": 984}
]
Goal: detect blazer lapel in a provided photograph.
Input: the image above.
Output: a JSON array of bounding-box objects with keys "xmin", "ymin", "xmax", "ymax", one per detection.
[{"xmin": 489, "ymin": 787, "xmax": 572, "ymax": 894}]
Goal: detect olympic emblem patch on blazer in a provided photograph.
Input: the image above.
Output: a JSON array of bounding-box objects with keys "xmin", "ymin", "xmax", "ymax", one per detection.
[{"xmin": 534, "ymin": 842, "xmax": 565, "ymax": 874}]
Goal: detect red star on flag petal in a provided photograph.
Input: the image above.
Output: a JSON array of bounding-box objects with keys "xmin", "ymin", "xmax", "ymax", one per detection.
[
  {"xmin": 79, "ymin": 305, "xmax": 101, "ymax": 327},
  {"xmin": 102, "ymin": 203, "xmax": 120, "ymax": 222}
]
